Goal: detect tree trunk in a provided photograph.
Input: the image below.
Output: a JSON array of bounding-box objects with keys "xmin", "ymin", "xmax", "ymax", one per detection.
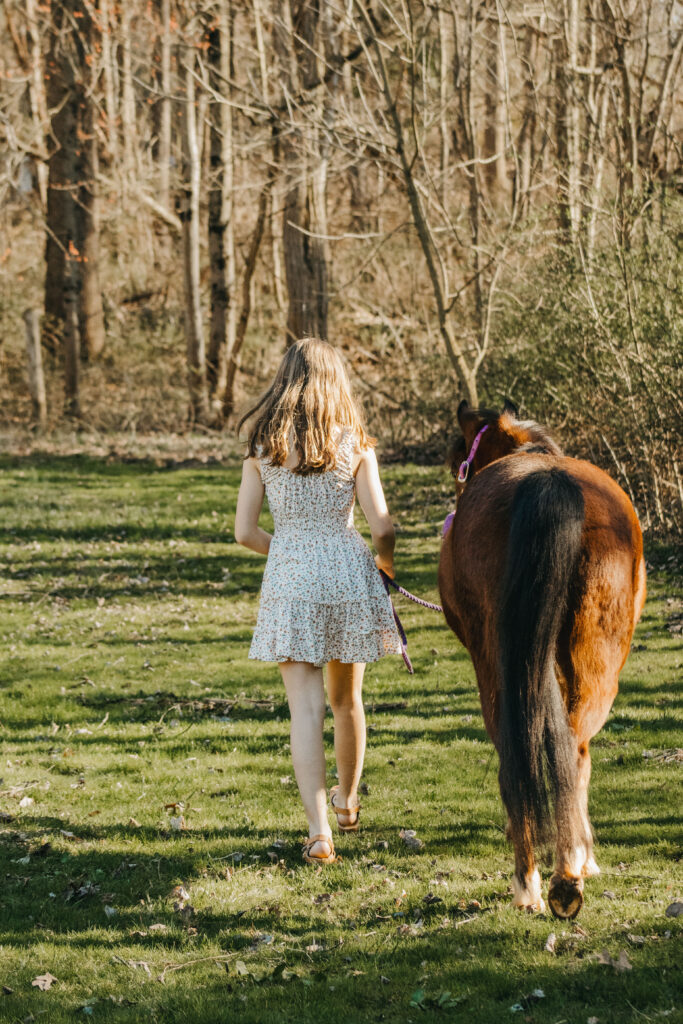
[
  {"xmin": 206, "ymin": 1, "xmax": 237, "ymax": 418},
  {"xmin": 63, "ymin": 257, "xmax": 81, "ymax": 418},
  {"xmin": 43, "ymin": 1, "xmax": 82, "ymax": 359},
  {"xmin": 282, "ymin": 162, "xmax": 328, "ymax": 343},
  {"xmin": 515, "ymin": 23, "xmax": 538, "ymax": 216},
  {"xmin": 158, "ymin": 0, "xmax": 172, "ymax": 211},
  {"xmin": 223, "ymin": 165, "xmax": 273, "ymax": 419},
  {"xmin": 120, "ymin": 4, "xmax": 137, "ymax": 188},
  {"xmin": 181, "ymin": 49, "xmax": 209, "ymax": 425},
  {"xmin": 25, "ymin": 0, "xmax": 49, "ymax": 208},
  {"xmin": 23, "ymin": 308, "xmax": 47, "ymax": 429},
  {"xmin": 275, "ymin": 0, "xmax": 329, "ymax": 345},
  {"xmin": 99, "ymin": 0, "xmax": 118, "ymax": 162},
  {"xmin": 554, "ymin": 0, "xmax": 582, "ymax": 241},
  {"xmin": 438, "ymin": 10, "xmax": 451, "ymax": 208},
  {"xmin": 78, "ymin": 4, "xmax": 105, "ymax": 361},
  {"xmin": 482, "ymin": 1, "xmax": 507, "ymax": 198}
]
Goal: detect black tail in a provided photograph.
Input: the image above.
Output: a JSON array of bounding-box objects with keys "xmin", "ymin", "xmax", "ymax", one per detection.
[{"xmin": 498, "ymin": 468, "xmax": 584, "ymax": 845}]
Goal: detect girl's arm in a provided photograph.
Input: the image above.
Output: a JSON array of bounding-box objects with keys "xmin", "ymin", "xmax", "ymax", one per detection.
[
  {"xmin": 354, "ymin": 447, "xmax": 396, "ymax": 577},
  {"xmin": 234, "ymin": 458, "xmax": 272, "ymax": 555}
]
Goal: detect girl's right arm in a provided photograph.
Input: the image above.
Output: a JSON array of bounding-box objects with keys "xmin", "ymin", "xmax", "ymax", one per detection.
[
  {"xmin": 234, "ymin": 457, "xmax": 272, "ymax": 555},
  {"xmin": 355, "ymin": 447, "xmax": 396, "ymax": 578}
]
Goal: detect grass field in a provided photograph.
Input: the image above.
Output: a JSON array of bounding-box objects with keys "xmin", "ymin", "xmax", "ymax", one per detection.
[{"xmin": 0, "ymin": 452, "xmax": 681, "ymax": 1024}]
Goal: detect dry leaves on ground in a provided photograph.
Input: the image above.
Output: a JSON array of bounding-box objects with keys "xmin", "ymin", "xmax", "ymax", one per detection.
[
  {"xmin": 399, "ymin": 828, "xmax": 424, "ymax": 851},
  {"xmin": 597, "ymin": 949, "xmax": 632, "ymax": 971},
  {"xmin": 31, "ymin": 973, "xmax": 57, "ymax": 990}
]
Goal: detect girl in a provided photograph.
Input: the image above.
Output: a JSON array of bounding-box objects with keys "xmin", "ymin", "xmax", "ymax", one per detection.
[{"xmin": 234, "ymin": 338, "xmax": 401, "ymax": 865}]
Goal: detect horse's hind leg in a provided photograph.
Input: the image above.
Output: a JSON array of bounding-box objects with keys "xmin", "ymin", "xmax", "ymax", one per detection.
[
  {"xmin": 578, "ymin": 743, "xmax": 600, "ymax": 877},
  {"xmin": 547, "ymin": 748, "xmax": 586, "ymax": 920},
  {"xmin": 503, "ymin": 792, "xmax": 545, "ymax": 913},
  {"xmin": 509, "ymin": 832, "xmax": 545, "ymax": 913}
]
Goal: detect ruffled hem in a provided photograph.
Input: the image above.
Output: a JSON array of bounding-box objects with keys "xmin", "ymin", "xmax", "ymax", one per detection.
[{"xmin": 249, "ymin": 596, "xmax": 402, "ymax": 667}]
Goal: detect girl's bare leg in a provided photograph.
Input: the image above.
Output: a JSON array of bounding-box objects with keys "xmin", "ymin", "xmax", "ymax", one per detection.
[
  {"xmin": 326, "ymin": 660, "xmax": 366, "ymax": 826},
  {"xmin": 279, "ymin": 661, "xmax": 331, "ymax": 857}
]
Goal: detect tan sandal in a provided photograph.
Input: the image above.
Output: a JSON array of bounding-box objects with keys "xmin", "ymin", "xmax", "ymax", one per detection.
[
  {"xmin": 329, "ymin": 785, "xmax": 361, "ymax": 833},
  {"xmin": 302, "ymin": 834, "xmax": 337, "ymax": 865}
]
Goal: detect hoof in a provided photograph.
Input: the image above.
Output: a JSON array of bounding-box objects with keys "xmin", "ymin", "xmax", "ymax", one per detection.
[
  {"xmin": 582, "ymin": 855, "xmax": 601, "ymax": 878},
  {"xmin": 548, "ymin": 876, "xmax": 584, "ymax": 919}
]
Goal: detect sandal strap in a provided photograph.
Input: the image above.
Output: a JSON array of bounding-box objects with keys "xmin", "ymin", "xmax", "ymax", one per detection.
[
  {"xmin": 302, "ymin": 834, "xmax": 334, "ymax": 853},
  {"xmin": 330, "ymin": 791, "xmax": 361, "ymax": 816}
]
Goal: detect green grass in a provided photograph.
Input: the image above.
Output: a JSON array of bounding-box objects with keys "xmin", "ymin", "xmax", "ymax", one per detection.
[{"xmin": 0, "ymin": 454, "xmax": 681, "ymax": 1024}]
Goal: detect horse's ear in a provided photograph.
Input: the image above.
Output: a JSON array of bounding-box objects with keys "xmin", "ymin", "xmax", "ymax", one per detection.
[
  {"xmin": 502, "ymin": 398, "xmax": 518, "ymax": 418},
  {"xmin": 457, "ymin": 399, "xmax": 469, "ymax": 428}
]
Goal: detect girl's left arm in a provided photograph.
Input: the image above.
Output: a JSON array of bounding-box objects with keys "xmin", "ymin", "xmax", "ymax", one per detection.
[{"xmin": 234, "ymin": 458, "xmax": 272, "ymax": 555}]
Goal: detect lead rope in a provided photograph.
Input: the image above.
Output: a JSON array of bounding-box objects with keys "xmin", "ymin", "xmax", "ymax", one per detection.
[{"xmin": 379, "ymin": 569, "xmax": 444, "ymax": 675}]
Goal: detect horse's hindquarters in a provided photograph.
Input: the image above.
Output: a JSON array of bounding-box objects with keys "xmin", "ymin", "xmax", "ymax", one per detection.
[{"xmin": 439, "ymin": 451, "xmax": 645, "ymax": 918}]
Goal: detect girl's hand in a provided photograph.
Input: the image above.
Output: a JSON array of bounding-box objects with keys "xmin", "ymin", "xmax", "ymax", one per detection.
[{"xmin": 375, "ymin": 554, "xmax": 394, "ymax": 579}]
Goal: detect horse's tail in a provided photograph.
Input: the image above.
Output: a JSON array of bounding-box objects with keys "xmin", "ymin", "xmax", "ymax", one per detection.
[{"xmin": 498, "ymin": 468, "xmax": 584, "ymax": 844}]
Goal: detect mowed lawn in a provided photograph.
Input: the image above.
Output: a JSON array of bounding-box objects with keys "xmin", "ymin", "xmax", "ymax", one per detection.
[{"xmin": 0, "ymin": 453, "xmax": 680, "ymax": 1024}]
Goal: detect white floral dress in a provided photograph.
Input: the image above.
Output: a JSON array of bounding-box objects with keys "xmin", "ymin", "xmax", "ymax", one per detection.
[{"xmin": 249, "ymin": 430, "xmax": 402, "ymax": 666}]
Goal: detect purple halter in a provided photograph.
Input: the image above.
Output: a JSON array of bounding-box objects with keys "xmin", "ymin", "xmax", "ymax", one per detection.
[
  {"xmin": 442, "ymin": 423, "xmax": 490, "ymax": 539},
  {"xmin": 457, "ymin": 423, "xmax": 489, "ymax": 483}
]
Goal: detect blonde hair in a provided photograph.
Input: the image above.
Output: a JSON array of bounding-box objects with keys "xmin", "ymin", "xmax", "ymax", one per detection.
[{"xmin": 238, "ymin": 338, "xmax": 374, "ymax": 474}]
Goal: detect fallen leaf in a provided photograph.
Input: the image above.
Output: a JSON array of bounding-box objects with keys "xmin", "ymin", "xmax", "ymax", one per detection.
[
  {"xmin": 627, "ymin": 933, "xmax": 645, "ymax": 946},
  {"xmin": 32, "ymin": 973, "xmax": 58, "ymax": 990},
  {"xmin": 399, "ymin": 828, "xmax": 424, "ymax": 851},
  {"xmin": 149, "ymin": 923, "xmax": 167, "ymax": 932},
  {"xmin": 128, "ymin": 817, "xmax": 141, "ymax": 828},
  {"xmin": 19, "ymin": 796, "xmax": 34, "ymax": 808},
  {"xmin": 597, "ymin": 949, "xmax": 631, "ymax": 971}
]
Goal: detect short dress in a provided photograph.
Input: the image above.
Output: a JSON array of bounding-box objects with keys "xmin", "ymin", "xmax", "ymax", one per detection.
[{"xmin": 249, "ymin": 430, "xmax": 402, "ymax": 666}]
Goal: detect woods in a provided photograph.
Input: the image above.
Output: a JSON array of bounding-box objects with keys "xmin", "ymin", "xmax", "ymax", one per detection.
[{"xmin": 0, "ymin": 0, "xmax": 681, "ymax": 531}]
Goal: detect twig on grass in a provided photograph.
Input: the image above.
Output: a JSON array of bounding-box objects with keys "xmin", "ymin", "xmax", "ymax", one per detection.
[{"xmin": 159, "ymin": 952, "xmax": 241, "ymax": 981}]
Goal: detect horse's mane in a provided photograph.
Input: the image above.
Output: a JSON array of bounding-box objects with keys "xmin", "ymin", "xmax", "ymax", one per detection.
[
  {"xmin": 447, "ymin": 408, "xmax": 562, "ymax": 477},
  {"xmin": 512, "ymin": 418, "xmax": 563, "ymax": 456}
]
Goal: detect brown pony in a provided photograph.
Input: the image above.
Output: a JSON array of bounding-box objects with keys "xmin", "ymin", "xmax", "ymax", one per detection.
[{"xmin": 438, "ymin": 400, "xmax": 646, "ymax": 918}]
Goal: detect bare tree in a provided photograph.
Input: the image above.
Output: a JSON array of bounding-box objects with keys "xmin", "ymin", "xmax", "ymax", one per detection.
[
  {"xmin": 205, "ymin": 1, "xmax": 237, "ymax": 418},
  {"xmin": 180, "ymin": 37, "xmax": 210, "ymax": 424},
  {"xmin": 274, "ymin": 0, "xmax": 330, "ymax": 344}
]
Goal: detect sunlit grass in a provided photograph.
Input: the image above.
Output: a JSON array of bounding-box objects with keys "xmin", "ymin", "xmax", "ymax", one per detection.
[{"xmin": 0, "ymin": 454, "xmax": 680, "ymax": 1023}]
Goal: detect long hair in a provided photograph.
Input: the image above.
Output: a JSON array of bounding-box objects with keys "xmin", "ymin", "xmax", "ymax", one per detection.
[
  {"xmin": 497, "ymin": 468, "xmax": 585, "ymax": 846},
  {"xmin": 237, "ymin": 338, "xmax": 374, "ymax": 474}
]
